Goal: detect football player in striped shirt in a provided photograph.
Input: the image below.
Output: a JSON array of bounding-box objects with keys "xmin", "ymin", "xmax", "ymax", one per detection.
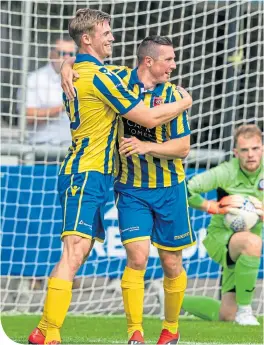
[
  {"xmin": 115, "ymin": 36, "xmax": 195, "ymax": 345},
  {"xmin": 28, "ymin": 9, "xmax": 192, "ymax": 345},
  {"xmin": 61, "ymin": 35, "xmax": 195, "ymax": 344}
]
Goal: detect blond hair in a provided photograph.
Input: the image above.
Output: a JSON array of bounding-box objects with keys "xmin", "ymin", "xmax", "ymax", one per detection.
[
  {"xmin": 68, "ymin": 8, "xmax": 110, "ymax": 47},
  {"xmin": 234, "ymin": 124, "xmax": 262, "ymax": 147}
]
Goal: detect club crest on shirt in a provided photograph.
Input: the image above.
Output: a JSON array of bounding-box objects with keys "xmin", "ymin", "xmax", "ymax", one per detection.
[
  {"xmin": 258, "ymin": 179, "xmax": 264, "ymax": 190},
  {"xmin": 153, "ymin": 97, "xmax": 163, "ymax": 107}
]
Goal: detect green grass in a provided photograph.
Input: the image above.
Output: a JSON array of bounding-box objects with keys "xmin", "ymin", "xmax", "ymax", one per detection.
[{"xmin": 1, "ymin": 315, "xmax": 263, "ymax": 344}]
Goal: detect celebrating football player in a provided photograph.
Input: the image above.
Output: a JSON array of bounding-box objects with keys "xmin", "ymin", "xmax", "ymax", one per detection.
[
  {"xmin": 27, "ymin": 9, "xmax": 193, "ymax": 345},
  {"xmin": 60, "ymin": 35, "xmax": 195, "ymax": 344},
  {"xmin": 113, "ymin": 36, "xmax": 195, "ymax": 345}
]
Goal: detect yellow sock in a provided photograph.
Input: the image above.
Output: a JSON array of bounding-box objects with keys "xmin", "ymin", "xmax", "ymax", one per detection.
[
  {"xmin": 37, "ymin": 278, "xmax": 51, "ymax": 336},
  {"xmin": 44, "ymin": 277, "xmax": 73, "ymax": 344},
  {"xmin": 162, "ymin": 269, "xmax": 187, "ymax": 334},
  {"xmin": 121, "ymin": 266, "xmax": 145, "ymax": 338}
]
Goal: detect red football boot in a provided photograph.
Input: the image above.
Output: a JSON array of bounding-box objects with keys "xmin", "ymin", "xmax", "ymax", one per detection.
[
  {"xmin": 157, "ymin": 329, "xmax": 180, "ymax": 344},
  {"xmin": 28, "ymin": 328, "xmax": 45, "ymax": 344},
  {"xmin": 128, "ymin": 330, "xmax": 145, "ymax": 344}
]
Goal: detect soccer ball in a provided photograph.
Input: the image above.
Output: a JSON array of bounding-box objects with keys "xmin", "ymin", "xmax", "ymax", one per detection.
[{"xmin": 224, "ymin": 197, "xmax": 259, "ymax": 232}]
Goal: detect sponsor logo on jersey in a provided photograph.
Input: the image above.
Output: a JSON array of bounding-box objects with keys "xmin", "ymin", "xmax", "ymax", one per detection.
[
  {"xmin": 71, "ymin": 185, "xmax": 80, "ymax": 196},
  {"xmin": 174, "ymin": 232, "xmax": 190, "ymax": 240},
  {"xmin": 122, "ymin": 119, "xmax": 156, "ymax": 141},
  {"xmin": 120, "ymin": 226, "xmax": 140, "ymax": 233},
  {"xmin": 246, "ymin": 287, "xmax": 255, "ymax": 293},
  {"xmin": 153, "ymin": 97, "xmax": 163, "ymax": 106},
  {"xmin": 258, "ymin": 179, "xmax": 264, "ymax": 190},
  {"xmin": 78, "ymin": 220, "xmax": 92, "ymax": 229}
]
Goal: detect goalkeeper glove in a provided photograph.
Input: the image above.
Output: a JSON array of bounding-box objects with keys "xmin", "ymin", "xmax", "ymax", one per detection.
[
  {"xmin": 205, "ymin": 195, "xmax": 245, "ymax": 215},
  {"xmin": 248, "ymin": 196, "xmax": 264, "ymax": 221}
]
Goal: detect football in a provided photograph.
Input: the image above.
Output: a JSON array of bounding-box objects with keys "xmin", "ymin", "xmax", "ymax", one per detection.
[{"xmin": 224, "ymin": 197, "xmax": 259, "ymax": 232}]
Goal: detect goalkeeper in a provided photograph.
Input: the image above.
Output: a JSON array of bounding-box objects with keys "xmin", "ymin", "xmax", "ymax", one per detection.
[{"xmin": 183, "ymin": 124, "xmax": 263, "ymax": 326}]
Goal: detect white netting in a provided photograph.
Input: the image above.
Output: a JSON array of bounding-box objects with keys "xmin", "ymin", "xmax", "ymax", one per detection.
[{"xmin": 1, "ymin": 0, "xmax": 263, "ymax": 315}]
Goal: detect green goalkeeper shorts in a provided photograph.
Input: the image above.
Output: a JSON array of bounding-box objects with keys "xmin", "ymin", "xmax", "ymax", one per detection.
[
  {"xmin": 203, "ymin": 222, "xmax": 262, "ymax": 295},
  {"xmin": 203, "ymin": 226, "xmax": 236, "ymax": 295}
]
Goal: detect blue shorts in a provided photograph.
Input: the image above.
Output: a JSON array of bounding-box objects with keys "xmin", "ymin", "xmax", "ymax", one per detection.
[
  {"xmin": 58, "ymin": 171, "xmax": 112, "ymax": 242},
  {"xmin": 114, "ymin": 181, "xmax": 196, "ymax": 251}
]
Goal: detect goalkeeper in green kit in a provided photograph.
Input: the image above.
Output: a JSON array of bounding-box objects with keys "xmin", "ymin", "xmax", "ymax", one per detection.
[{"xmin": 183, "ymin": 124, "xmax": 263, "ymax": 326}]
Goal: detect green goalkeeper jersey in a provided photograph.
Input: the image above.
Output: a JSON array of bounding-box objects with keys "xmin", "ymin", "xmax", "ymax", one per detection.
[{"xmin": 188, "ymin": 158, "xmax": 263, "ymax": 236}]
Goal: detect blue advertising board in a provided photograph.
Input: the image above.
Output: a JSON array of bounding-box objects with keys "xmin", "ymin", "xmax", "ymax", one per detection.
[{"xmin": 1, "ymin": 165, "xmax": 263, "ymax": 279}]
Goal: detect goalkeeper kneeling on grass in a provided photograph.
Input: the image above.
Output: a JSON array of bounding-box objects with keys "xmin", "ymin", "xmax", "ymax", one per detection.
[{"xmin": 183, "ymin": 124, "xmax": 263, "ymax": 326}]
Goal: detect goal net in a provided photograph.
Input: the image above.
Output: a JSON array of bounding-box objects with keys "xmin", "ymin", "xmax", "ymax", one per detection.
[{"xmin": 1, "ymin": 0, "xmax": 263, "ymax": 316}]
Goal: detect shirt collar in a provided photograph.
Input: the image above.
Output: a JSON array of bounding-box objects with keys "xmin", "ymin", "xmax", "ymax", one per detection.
[
  {"xmin": 75, "ymin": 54, "xmax": 104, "ymax": 66},
  {"xmin": 130, "ymin": 68, "xmax": 144, "ymax": 89},
  {"xmin": 130, "ymin": 68, "xmax": 164, "ymax": 96}
]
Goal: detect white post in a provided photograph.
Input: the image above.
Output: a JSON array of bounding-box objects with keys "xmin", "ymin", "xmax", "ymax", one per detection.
[{"xmin": 19, "ymin": 0, "xmax": 33, "ymax": 144}]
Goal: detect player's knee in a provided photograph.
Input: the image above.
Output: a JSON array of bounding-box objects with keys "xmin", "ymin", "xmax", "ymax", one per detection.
[
  {"xmin": 68, "ymin": 252, "xmax": 85, "ymax": 273},
  {"xmin": 242, "ymin": 233, "xmax": 262, "ymax": 256},
  {"xmin": 128, "ymin": 259, "xmax": 148, "ymax": 270},
  {"xmin": 161, "ymin": 256, "xmax": 182, "ymax": 278},
  {"xmin": 127, "ymin": 254, "xmax": 148, "ymax": 270},
  {"xmin": 61, "ymin": 246, "xmax": 87, "ymax": 274}
]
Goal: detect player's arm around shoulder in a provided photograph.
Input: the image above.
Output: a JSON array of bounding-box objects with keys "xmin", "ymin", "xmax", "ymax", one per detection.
[
  {"xmin": 91, "ymin": 68, "xmax": 191, "ymax": 130},
  {"xmin": 61, "ymin": 56, "xmax": 79, "ymax": 100},
  {"xmin": 156, "ymin": 88, "xmax": 192, "ymax": 159},
  {"xmin": 61, "ymin": 58, "xmax": 192, "ymax": 128},
  {"xmin": 123, "ymin": 86, "xmax": 192, "ymax": 129},
  {"xmin": 119, "ymin": 84, "xmax": 191, "ymax": 159},
  {"xmin": 61, "ymin": 59, "xmax": 128, "ymax": 100}
]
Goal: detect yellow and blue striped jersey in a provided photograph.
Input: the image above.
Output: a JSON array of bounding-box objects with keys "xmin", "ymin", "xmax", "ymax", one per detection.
[
  {"xmin": 59, "ymin": 54, "xmax": 141, "ymax": 175},
  {"xmin": 111, "ymin": 67, "xmax": 191, "ymax": 188}
]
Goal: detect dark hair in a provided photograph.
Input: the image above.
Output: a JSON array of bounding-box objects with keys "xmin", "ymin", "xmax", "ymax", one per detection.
[
  {"xmin": 234, "ymin": 124, "xmax": 262, "ymax": 147},
  {"xmin": 68, "ymin": 8, "xmax": 111, "ymax": 47},
  {"xmin": 137, "ymin": 35, "xmax": 173, "ymax": 65}
]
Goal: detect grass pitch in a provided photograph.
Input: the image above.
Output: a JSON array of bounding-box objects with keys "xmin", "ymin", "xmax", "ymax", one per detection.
[{"xmin": 1, "ymin": 315, "xmax": 263, "ymax": 344}]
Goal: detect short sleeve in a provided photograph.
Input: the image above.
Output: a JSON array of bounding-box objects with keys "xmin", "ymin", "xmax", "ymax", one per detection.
[
  {"xmin": 106, "ymin": 65, "xmax": 128, "ymax": 73},
  {"xmin": 92, "ymin": 67, "xmax": 141, "ymax": 115},
  {"xmin": 167, "ymin": 85, "xmax": 191, "ymax": 139}
]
